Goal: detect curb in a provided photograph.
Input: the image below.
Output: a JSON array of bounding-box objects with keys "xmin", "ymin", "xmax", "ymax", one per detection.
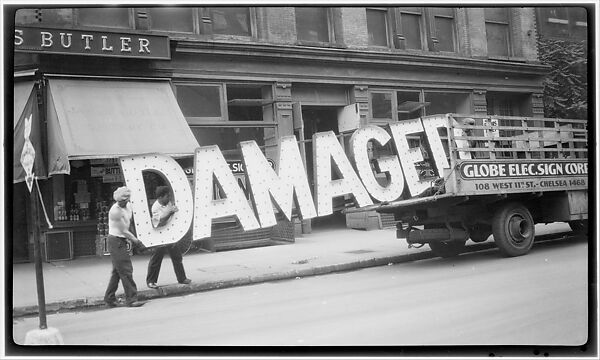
[{"xmin": 12, "ymin": 242, "xmax": 498, "ymax": 318}]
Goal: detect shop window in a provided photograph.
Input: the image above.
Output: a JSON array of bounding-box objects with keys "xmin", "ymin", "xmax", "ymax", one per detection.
[
  {"xmin": 175, "ymin": 84, "xmax": 226, "ymax": 123},
  {"xmin": 397, "ymin": 91, "xmax": 423, "ymax": 120},
  {"xmin": 295, "ymin": 7, "xmax": 333, "ymax": 43},
  {"xmin": 424, "ymin": 92, "xmax": 469, "ymax": 115},
  {"xmin": 371, "ymin": 91, "xmax": 393, "ymax": 120},
  {"xmin": 539, "ymin": 7, "xmax": 588, "ymax": 40},
  {"xmin": 210, "ymin": 7, "xmax": 252, "ymax": 36},
  {"xmin": 367, "ymin": 8, "xmax": 390, "ymax": 46},
  {"xmin": 76, "ymin": 8, "xmax": 133, "ymax": 29},
  {"xmin": 190, "ymin": 126, "xmax": 270, "ymax": 151},
  {"xmin": 226, "ymin": 85, "xmax": 272, "ymax": 122},
  {"xmin": 485, "ymin": 8, "xmax": 511, "ymax": 57},
  {"xmin": 147, "ymin": 7, "xmax": 195, "ymax": 33}
]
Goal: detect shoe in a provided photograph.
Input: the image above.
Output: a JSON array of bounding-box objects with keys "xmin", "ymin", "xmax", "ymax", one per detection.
[
  {"xmin": 126, "ymin": 301, "xmax": 146, "ymax": 307},
  {"xmin": 179, "ymin": 278, "xmax": 192, "ymax": 285},
  {"xmin": 105, "ymin": 302, "xmax": 118, "ymax": 308},
  {"xmin": 147, "ymin": 282, "xmax": 159, "ymax": 289}
]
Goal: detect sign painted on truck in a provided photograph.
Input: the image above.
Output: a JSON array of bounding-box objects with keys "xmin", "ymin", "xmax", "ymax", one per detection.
[
  {"xmin": 457, "ymin": 160, "xmax": 588, "ymax": 194},
  {"xmin": 14, "ymin": 26, "xmax": 170, "ymax": 59}
]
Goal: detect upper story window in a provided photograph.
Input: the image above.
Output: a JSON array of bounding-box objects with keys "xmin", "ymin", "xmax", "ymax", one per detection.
[
  {"xmin": 211, "ymin": 7, "xmax": 252, "ymax": 36},
  {"xmin": 366, "ymin": 8, "xmax": 390, "ymax": 46},
  {"xmin": 77, "ymin": 8, "xmax": 133, "ymax": 29},
  {"xmin": 539, "ymin": 7, "xmax": 588, "ymax": 40},
  {"xmin": 387, "ymin": 7, "xmax": 457, "ymax": 52},
  {"xmin": 430, "ymin": 7, "xmax": 456, "ymax": 52},
  {"xmin": 397, "ymin": 7, "xmax": 425, "ymax": 50},
  {"xmin": 147, "ymin": 7, "xmax": 195, "ymax": 33},
  {"xmin": 484, "ymin": 8, "xmax": 511, "ymax": 57},
  {"xmin": 295, "ymin": 7, "xmax": 333, "ymax": 43}
]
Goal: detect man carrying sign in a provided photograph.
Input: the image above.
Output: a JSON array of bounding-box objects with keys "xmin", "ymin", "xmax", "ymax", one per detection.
[{"xmin": 146, "ymin": 186, "xmax": 192, "ymax": 289}]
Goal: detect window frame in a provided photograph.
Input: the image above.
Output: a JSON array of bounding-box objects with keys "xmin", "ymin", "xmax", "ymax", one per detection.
[
  {"xmin": 146, "ymin": 7, "xmax": 199, "ymax": 34},
  {"xmin": 538, "ymin": 7, "xmax": 588, "ymax": 40},
  {"xmin": 174, "ymin": 82, "xmax": 228, "ymax": 125},
  {"xmin": 394, "ymin": 7, "xmax": 426, "ymax": 50},
  {"xmin": 295, "ymin": 7, "xmax": 336, "ymax": 45},
  {"xmin": 208, "ymin": 7, "xmax": 257, "ymax": 40},
  {"xmin": 484, "ymin": 8, "xmax": 513, "ymax": 58},
  {"xmin": 366, "ymin": 7, "xmax": 392, "ymax": 48},
  {"xmin": 74, "ymin": 7, "xmax": 136, "ymax": 29},
  {"xmin": 391, "ymin": 7, "xmax": 457, "ymax": 53},
  {"xmin": 428, "ymin": 7, "xmax": 457, "ymax": 53}
]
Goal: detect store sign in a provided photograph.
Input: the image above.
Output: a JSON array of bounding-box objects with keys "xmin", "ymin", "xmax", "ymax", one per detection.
[
  {"xmin": 119, "ymin": 117, "xmax": 472, "ymax": 246},
  {"xmin": 14, "ymin": 26, "xmax": 170, "ymax": 60}
]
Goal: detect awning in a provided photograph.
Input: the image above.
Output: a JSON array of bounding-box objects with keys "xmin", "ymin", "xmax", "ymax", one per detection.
[
  {"xmin": 14, "ymin": 81, "xmax": 35, "ymax": 128},
  {"xmin": 46, "ymin": 78, "xmax": 200, "ymax": 175}
]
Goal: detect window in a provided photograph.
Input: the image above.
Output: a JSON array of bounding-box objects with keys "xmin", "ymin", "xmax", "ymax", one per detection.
[
  {"xmin": 540, "ymin": 7, "xmax": 588, "ymax": 40},
  {"xmin": 77, "ymin": 8, "xmax": 132, "ymax": 28},
  {"xmin": 371, "ymin": 92, "xmax": 393, "ymax": 120},
  {"xmin": 397, "ymin": 7, "xmax": 424, "ymax": 50},
  {"xmin": 367, "ymin": 8, "xmax": 390, "ymax": 46},
  {"xmin": 211, "ymin": 7, "xmax": 252, "ymax": 36},
  {"xmin": 295, "ymin": 7, "xmax": 332, "ymax": 43},
  {"xmin": 148, "ymin": 7, "xmax": 195, "ymax": 33},
  {"xmin": 226, "ymin": 85, "xmax": 272, "ymax": 121},
  {"xmin": 175, "ymin": 84, "xmax": 226, "ymax": 122},
  {"xmin": 190, "ymin": 127, "xmax": 267, "ymax": 150},
  {"xmin": 393, "ymin": 7, "xmax": 456, "ymax": 52},
  {"xmin": 424, "ymin": 92, "xmax": 469, "ymax": 115},
  {"xmin": 430, "ymin": 8, "xmax": 456, "ymax": 52},
  {"xmin": 396, "ymin": 91, "xmax": 422, "ymax": 120},
  {"xmin": 485, "ymin": 8, "xmax": 511, "ymax": 57}
]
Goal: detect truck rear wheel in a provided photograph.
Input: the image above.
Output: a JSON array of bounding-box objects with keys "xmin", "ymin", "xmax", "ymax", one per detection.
[
  {"xmin": 492, "ymin": 202, "xmax": 535, "ymax": 257},
  {"xmin": 429, "ymin": 240, "xmax": 466, "ymax": 258}
]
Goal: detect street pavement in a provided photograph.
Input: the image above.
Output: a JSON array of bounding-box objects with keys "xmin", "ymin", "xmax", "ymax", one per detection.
[{"xmin": 11, "ymin": 222, "xmax": 572, "ymax": 317}]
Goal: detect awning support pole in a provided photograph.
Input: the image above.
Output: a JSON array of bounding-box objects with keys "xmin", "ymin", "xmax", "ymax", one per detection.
[{"xmin": 31, "ymin": 178, "xmax": 48, "ymax": 329}]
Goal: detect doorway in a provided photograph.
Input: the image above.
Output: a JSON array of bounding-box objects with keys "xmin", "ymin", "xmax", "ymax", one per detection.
[{"xmin": 300, "ymin": 106, "xmax": 347, "ymax": 229}]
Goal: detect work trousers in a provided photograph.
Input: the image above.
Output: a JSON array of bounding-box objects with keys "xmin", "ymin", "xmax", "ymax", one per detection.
[
  {"xmin": 146, "ymin": 244, "xmax": 187, "ymax": 284},
  {"xmin": 104, "ymin": 235, "xmax": 138, "ymax": 305}
]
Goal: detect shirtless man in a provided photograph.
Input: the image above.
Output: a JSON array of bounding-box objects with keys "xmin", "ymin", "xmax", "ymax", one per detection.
[{"xmin": 103, "ymin": 186, "xmax": 146, "ymax": 308}]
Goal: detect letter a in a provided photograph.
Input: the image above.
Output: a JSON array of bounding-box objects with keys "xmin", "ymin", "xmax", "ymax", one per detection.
[{"xmin": 193, "ymin": 145, "xmax": 260, "ymax": 239}]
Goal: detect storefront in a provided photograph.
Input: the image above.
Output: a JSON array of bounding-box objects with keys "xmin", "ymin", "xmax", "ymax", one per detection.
[{"xmin": 13, "ymin": 7, "xmax": 551, "ymax": 262}]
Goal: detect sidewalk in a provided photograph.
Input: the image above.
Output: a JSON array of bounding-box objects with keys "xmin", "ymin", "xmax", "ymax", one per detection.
[{"xmin": 11, "ymin": 222, "xmax": 572, "ymax": 317}]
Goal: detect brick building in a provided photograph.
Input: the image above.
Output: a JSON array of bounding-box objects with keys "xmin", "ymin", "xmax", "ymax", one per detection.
[{"xmin": 11, "ymin": 6, "xmax": 577, "ymax": 262}]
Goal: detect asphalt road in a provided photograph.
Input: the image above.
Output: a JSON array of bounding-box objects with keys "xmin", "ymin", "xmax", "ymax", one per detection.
[{"xmin": 12, "ymin": 235, "xmax": 589, "ymax": 347}]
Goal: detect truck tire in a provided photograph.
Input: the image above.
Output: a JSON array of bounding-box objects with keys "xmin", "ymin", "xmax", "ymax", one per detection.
[
  {"xmin": 429, "ymin": 240, "xmax": 466, "ymax": 258},
  {"xmin": 492, "ymin": 202, "xmax": 535, "ymax": 257},
  {"xmin": 568, "ymin": 220, "xmax": 588, "ymax": 235}
]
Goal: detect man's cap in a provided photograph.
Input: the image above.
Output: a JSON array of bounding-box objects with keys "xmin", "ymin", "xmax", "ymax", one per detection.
[{"xmin": 113, "ymin": 186, "xmax": 131, "ymax": 201}]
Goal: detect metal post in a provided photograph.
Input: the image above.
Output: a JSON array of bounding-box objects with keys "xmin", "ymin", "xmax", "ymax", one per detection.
[{"xmin": 31, "ymin": 179, "xmax": 47, "ymax": 329}]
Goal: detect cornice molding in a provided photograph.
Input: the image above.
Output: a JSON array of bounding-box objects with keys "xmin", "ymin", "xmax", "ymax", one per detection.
[{"xmin": 174, "ymin": 40, "xmax": 550, "ymax": 76}]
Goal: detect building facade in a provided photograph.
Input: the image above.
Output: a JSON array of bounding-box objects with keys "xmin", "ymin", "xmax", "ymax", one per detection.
[{"xmin": 12, "ymin": 6, "xmax": 573, "ymax": 263}]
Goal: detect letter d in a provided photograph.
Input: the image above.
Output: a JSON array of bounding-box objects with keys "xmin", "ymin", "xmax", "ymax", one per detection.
[{"xmin": 119, "ymin": 153, "xmax": 194, "ymax": 248}]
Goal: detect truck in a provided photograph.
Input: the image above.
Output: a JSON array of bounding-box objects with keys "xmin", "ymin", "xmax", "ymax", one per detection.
[{"xmin": 346, "ymin": 113, "xmax": 589, "ymax": 258}]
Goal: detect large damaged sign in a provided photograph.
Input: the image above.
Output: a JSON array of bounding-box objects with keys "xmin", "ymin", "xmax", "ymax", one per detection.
[{"xmin": 115, "ymin": 118, "xmax": 503, "ymax": 247}]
